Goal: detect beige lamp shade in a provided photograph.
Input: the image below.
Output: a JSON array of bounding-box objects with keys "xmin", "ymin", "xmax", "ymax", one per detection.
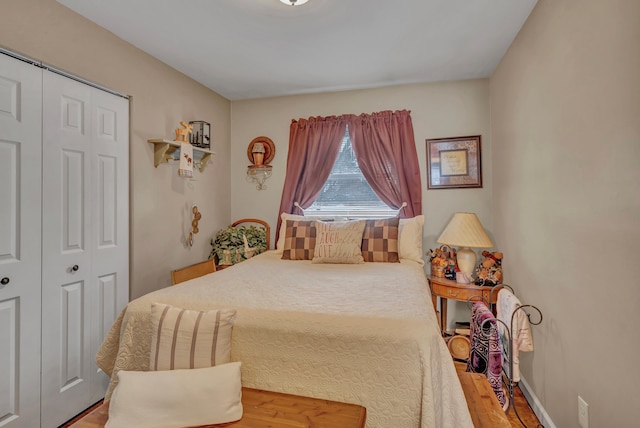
[{"xmin": 437, "ymin": 213, "xmax": 493, "ymax": 281}]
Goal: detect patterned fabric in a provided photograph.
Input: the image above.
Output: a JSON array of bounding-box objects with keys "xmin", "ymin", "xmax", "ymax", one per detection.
[
  {"xmin": 281, "ymin": 220, "xmax": 316, "ymax": 260},
  {"xmin": 312, "ymin": 220, "xmax": 366, "ymax": 264},
  {"xmin": 361, "ymin": 218, "xmax": 400, "ymax": 262},
  {"xmin": 466, "ymin": 301, "xmax": 508, "ymax": 410},
  {"xmin": 149, "ymin": 303, "xmax": 236, "ymax": 371}
]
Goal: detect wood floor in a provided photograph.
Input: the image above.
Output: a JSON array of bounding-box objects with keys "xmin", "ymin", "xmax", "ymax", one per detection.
[
  {"xmin": 455, "ymin": 361, "xmax": 543, "ymax": 428},
  {"xmin": 62, "ymin": 365, "xmax": 542, "ymax": 428}
]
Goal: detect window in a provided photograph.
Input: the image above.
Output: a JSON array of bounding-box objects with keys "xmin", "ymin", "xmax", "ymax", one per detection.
[{"xmin": 306, "ymin": 128, "xmax": 397, "ymax": 219}]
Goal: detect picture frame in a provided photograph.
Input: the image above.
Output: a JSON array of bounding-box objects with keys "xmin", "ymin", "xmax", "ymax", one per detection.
[{"xmin": 426, "ymin": 135, "xmax": 482, "ymax": 189}]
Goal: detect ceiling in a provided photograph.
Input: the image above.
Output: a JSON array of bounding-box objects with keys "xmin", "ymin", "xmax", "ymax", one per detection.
[{"xmin": 58, "ymin": 0, "xmax": 537, "ymax": 101}]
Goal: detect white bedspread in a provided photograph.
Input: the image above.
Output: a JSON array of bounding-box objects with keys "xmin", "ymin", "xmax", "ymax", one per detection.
[{"xmin": 96, "ymin": 251, "xmax": 472, "ymax": 428}]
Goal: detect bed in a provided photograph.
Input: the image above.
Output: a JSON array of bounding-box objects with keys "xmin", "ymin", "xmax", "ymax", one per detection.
[{"xmin": 96, "ymin": 250, "xmax": 473, "ymax": 428}]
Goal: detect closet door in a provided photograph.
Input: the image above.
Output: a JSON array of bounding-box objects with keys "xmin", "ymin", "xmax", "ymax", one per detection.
[
  {"xmin": 88, "ymin": 87, "xmax": 129, "ymax": 402},
  {"xmin": 41, "ymin": 71, "xmax": 129, "ymax": 427},
  {"xmin": 0, "ymin": 55, "xmax": 42, "ymax": 428}
]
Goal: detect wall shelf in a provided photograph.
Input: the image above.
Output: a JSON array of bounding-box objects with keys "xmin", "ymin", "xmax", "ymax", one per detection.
[{"xmin": 148, "ymin": 139, "xmax": 215, "ymax": 172}]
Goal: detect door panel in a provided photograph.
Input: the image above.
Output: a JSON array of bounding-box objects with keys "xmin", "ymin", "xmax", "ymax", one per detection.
[
  {"xmin": 41, "ymin": 71, "xmax": 129, "ymax": 425},
  {"xmin": 0, "ymin": 140, "xmax": 18, "ymax": 262},
  {"xmin": 41, "ymin": 71, "xmax": 93, "ymax": 428},
  {"xmin": 63, "ymin": 150, "xmax": 86, "ymax": 251},
  {"xmin": 0, "ymin": 54, "xmax": 42, "ymax": 428},
  {"xmin": 90, "ymin": 90, "xmax": 129, "ymax": 400}
]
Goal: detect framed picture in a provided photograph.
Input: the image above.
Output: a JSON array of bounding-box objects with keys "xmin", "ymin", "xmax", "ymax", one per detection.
[{"xmin": 426, "ymin": 135, "xmax": 482, "ymax": 189}]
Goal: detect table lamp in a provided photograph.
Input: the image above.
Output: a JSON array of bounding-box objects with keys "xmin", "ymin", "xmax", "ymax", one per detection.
[{"xmin": 437, "ymin": 212, "xmax": 493, "ymax": 284}]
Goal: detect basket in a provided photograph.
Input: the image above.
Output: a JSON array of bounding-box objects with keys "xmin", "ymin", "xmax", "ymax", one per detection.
[
  {"xmin": 431, "ymin": 265, "xmax": 446, "ymax": 278},
  {"xmin": 430, "ymin": 244, "xmax": 454, "ymax": 278},
  {"xmin": 447, "ymin": 334, "xmax": 471, "ymax": 361}
]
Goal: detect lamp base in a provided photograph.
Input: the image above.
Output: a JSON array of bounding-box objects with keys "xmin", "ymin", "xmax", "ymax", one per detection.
[{"xmin": 455, "ymin": 247, "xmax": 477, "ymax": 284}]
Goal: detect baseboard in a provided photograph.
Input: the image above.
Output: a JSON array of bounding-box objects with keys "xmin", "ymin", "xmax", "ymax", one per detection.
[{"xmin": 518, "ymin": 376, "xmax": 556, "ymax": 428}]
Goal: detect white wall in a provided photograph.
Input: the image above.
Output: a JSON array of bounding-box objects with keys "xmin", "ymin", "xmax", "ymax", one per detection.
[
  {"xmin": 490, "ymin": 0, "xmax": 640, "ymax": 426},
  {"xmin": 231, "ymin": 79, "xmax": 492, "ymax": 327}
]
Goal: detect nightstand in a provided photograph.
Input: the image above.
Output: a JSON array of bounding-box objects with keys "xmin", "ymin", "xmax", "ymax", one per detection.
[{"xmin": 427, "ymin": 276, "xmax": 501, "ymax": 336}]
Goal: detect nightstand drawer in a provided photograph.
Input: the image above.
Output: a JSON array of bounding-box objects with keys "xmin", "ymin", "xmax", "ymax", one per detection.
[{"xmin": 430, "ymin": 281, "xmax": 489, "ymax": 302}]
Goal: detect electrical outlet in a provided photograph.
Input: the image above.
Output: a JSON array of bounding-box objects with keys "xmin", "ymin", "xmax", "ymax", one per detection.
[{"xmin": 578, "ymin": 396, "xmax": 589, "ymax": 428}]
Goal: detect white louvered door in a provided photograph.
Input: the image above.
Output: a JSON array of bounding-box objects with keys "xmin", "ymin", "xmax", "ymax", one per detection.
[
  {"xmin": 0, "ymin": 54, "xmax": 43, "ymax": 428},
  {"xmin": 41, "ymin": 71, "xmax": 129, "ymax": 428}
]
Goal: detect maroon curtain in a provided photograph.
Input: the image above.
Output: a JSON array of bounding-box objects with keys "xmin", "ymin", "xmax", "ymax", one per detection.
[
  {"xmin": 347, "ymin": 110, "xmax": 422, "ymax": 218},
  {"xmin": 275, "ymin": 116, "xmax": 347, "ymax": 240}
]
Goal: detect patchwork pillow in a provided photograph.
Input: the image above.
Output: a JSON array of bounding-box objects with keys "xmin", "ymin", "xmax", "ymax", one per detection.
[
  {"xmin": 149, "ymin": 303, "xmax": 236, "ymax": 371},
  {"xmin": 275, "ymin": 213, "xmax": 308, "ymax": 253},
  {"xmin": 361, "ymin": 217, "xmax": 400, "ymax": 263},
  {"xmin": 398, "ymin": 215, "xmax": 425, "ymax": 265},
  {"xmin": 281, "ymin": 219, "xmax": 317, "ymax": 260},
  {"xmin": 312, "ymin": 220, "xmax": 366, "ymax": 264},
  {"xmin": 275, "ymin": 212, "xmax": 338, "ymax": 253},
  {"xmin": 106, "ymin": 362, "xmax": 243, "ymax": 428}
]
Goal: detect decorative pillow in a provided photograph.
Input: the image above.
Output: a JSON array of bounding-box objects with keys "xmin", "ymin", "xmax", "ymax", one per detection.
[
  {"xmin": 281, "ymin": 219, "xmax": 317, "ymax": 260},
  {"xmin": 361, "ymin": 218, "xmax": 400, "ymax": 263},
  {"xmin": 275, "ymin": 212, "xmax": 337, "ymax": 253},
  {"xmin": 275, "ymin": 213, "xmax": 308, "ymax": 253},
  {"xmin": 312, "ymin": 220, "xmax": 366, "ymax": 264},
  {"xmin": 398, "ymin": 215, "xmax": 425, "ymax": 265},
  {"xmin": 149, "ymin": 303, "xmax": 236, "ymax": 371},
  {"xmin": 106, "ymin": 362, "xmax": 243, "ymax": 428}
]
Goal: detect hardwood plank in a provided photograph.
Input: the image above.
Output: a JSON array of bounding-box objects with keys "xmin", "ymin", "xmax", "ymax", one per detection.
[
  {"xmin": 455, "ymin": 361, "xmax": 542, "ymax": 428},
  {"xmin": 459, "ymin": 372, "xmax": 511, "ymax": 428},
  {"xmin": 67, "ymin": 387, "xmax": 366, "ymax": 428}
]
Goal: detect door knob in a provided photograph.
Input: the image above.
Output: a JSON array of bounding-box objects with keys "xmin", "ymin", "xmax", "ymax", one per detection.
[
  {"xmin": 72, "ymin": 265, "xmax": 79, "ymax": 272},
  {"xmin": 0, "ymin": 277, "xmax": 9, "ymax": 285}
]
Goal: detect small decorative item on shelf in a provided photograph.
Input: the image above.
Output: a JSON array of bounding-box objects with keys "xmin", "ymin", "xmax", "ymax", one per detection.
[
  {"xmin": 175, "ymin": 121, "xmax": 194, "ymax": 178},
  {"xmin": 189, "ymin": 121, "xmax": 211, "ymax": 149},
  {"xmin": 251, "ymin": 142, "xmax": 266, "ymax": 165},
  {"xmin": 474, "ymin": 251, "xmax": 503, "ymax": 286},
  {"xmin": 428, "ymin": 245, "xmax": 456, "ymax": 279},
  {"xmin": 174, "ymin": 121, "xmax": 192, "ymax": 142}
]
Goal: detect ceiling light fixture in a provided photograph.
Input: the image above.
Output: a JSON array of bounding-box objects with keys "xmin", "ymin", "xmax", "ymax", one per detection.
[{"xmin": 279, "ymin": 0, "xmax": 310, "ymax": 6}]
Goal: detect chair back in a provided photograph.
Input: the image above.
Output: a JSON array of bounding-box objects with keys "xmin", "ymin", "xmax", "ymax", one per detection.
[{"xmin": 170, "ymin": 259, "xmax": 216, "ymax": 285}]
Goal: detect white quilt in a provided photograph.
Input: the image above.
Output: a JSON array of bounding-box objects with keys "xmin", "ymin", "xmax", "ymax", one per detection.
[{"xmin": 96, "ymin": 251, "xmax": 472, "ymax": 428}]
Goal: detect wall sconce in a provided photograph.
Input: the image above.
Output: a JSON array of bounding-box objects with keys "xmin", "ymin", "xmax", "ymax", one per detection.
[
  {"xmin": 246, "ymin": 136, "xmax": 276, "ymax": 191},
  {"xmin": 246, "ymin": 165, "xmax": 273, "ymax": 190}
]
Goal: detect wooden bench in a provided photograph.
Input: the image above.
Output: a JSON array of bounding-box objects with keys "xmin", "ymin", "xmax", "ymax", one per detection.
[
  {"xmin": 69, "ymin": 387, "xmax": 366, "ymax": 428},
  {"xmin": 458, "ymin": 372, "xmax": 511, "ymax": 428}
]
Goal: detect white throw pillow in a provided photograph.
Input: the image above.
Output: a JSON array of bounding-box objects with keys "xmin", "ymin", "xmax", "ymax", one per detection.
[
  {"xmin": 312, "ymin": 220, "xmax": 366, "ymax": 264},
  {"xmin": 149, "ymin": 303, "xmax": 236, "ymax": 371},
  {"xmin": 398, "ymin": 215, "xmax": 425, "ymax": 265},
  {"xmin": 106, "ymin": 363, "xmax": 243, "ymax": 428}
]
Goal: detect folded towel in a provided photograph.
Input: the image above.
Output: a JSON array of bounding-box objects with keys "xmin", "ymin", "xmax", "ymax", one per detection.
[
  {"xmin": 497, "ymin": 288, "xmax": 533, "ymax": 382},
  {"xmin": 178, "ymin": 142, "xmax": 193, "ymax": 178}
]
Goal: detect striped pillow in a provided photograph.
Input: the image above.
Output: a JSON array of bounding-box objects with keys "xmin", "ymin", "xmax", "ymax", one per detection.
[
  {"xmin": 281, "ymin": 219, "xmax": 316, "ymax": 260},
  {"xmin": 361, "ymin": 218, "xmax": 400, "ymax": 263},
  {"xmin": 149, "ymin": 303, "xmax": 236, "ymax": 371}
]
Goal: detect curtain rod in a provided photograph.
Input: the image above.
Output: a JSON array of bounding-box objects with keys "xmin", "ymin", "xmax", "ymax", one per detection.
[{"xmin": 0, "ymin": 46, "xmax": 129, "ymax": 100}]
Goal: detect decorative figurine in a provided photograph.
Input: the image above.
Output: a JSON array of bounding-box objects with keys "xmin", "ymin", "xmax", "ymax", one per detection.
[
  {"xmin": 251, "ymin": 142, "xmax": 266, "ymax": 165},
  {"xmin": 474, "ymin": 251, "xmax": 504, "ymax": 286},
  {"xmin": 174, "ymin": 121, "xmax": 193, "ymax": 142}
]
